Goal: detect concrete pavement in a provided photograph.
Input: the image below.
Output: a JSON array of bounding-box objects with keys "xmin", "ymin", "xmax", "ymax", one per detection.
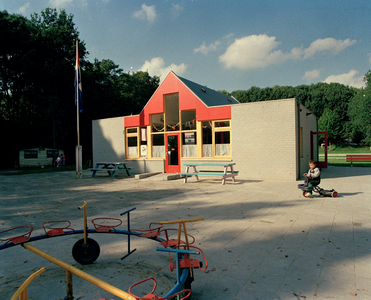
[{"xmin": 0, "ymin": 166, "xmax": 370, "ymax": 299}]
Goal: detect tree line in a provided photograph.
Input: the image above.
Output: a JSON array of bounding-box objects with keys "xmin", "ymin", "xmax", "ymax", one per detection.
[
  {"xmin": 220, "ymin": 71, "xmax": 371, "ymax": 146},
  {"xmin": 0, "ymin": 8, "xmax": 159, "ymax": 168},
  {"xmin": 1, "ymin": 8, "xmax": 370, "ymax": 169}
]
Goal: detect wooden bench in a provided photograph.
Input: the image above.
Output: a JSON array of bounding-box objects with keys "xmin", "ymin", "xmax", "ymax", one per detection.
[{"xmin": 346, "ymin": 154, "xmax": 371, "ymax": 167}]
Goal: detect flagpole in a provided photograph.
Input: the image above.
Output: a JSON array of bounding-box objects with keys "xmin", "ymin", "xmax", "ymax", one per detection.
[{"xmin": 76, "ymin": 39, "xmax": 82, "ymax": 178}]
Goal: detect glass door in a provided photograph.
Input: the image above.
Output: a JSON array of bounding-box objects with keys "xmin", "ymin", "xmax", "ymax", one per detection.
[{"xmin": 166, "ymin": 133, "xmax": 180, "ymax": 173}]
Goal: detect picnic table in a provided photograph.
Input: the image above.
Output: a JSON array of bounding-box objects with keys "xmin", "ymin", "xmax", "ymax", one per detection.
[
  {"xmin": 88, "ymin": 162, "xmax": 132, "ymax": 179},
  {"xmin": 179, "ymin": 163, "xmax": 238, "ymax": 185}
]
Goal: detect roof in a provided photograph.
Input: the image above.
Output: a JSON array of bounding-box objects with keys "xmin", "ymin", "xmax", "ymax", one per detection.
[{"xmin": 175, "ymin": 73, "xmax": 240, "ymax": 107}]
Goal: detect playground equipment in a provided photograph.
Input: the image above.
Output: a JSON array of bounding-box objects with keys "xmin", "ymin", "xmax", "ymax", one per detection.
[
  {"xmin": 0, "ymin": 202, "xmax": 207, "ymax": 300},
  {"xmin": 298, "ymin": 183, "xmax": 338, "ymax": 198}
]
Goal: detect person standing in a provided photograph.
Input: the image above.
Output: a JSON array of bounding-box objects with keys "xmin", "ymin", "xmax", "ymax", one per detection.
[
  {"xmin": 61, "ymin": 153, "xmax": 66, "ymax": 166},
  {"xmin": 56, "ymin": 155, "xmax": 62, "ymax": 167}
]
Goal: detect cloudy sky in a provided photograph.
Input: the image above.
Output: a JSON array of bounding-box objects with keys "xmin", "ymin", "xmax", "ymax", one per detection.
[{"xmin": 2, "ymin": 0, "xmax": 370, "ymax": 92}]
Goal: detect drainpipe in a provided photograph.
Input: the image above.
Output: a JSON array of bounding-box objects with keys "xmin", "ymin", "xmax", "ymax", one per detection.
[
  {"xmin": 316, "ymin": 117, "xmax": 319, "ymax": 162},
  {"xmin": 297, "ymin": 99, "xmax": 301, "ymax": 180}
]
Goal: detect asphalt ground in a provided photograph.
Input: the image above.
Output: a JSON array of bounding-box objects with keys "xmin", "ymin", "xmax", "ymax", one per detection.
[{"xmin": 0, "ymin": 166, "xmax": 370, "ymax": 300}]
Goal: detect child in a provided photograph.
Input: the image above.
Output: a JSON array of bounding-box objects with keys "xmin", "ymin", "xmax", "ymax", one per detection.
[
  {"xmin": 56, "ymin": 156, "xmax": 62, "ymax": 168},
  {"xmin": 303, "ymin": 160, "xmax": 321, "ymax": 196}
]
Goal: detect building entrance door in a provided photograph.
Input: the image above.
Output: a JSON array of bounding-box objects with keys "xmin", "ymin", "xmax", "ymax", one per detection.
[
  {"xmin": 165, "ymin": 133, "xmax": 180, "ymax": 173},
  {"xmin": 311, "ymin": 131, "xmax": 328, "ymax": 169}
]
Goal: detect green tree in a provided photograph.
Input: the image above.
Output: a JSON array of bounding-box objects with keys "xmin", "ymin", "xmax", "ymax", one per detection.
[
  {"xmin": 364, "ymin": 70, "xmax": 371, "ymax": 88},
  {"xmin": 318, "ymin": 108, "xmax": 342, "ymax": 143},
  {"xmin": 348, "ymin": 78, "xmax": 371, "ymax": 145}
]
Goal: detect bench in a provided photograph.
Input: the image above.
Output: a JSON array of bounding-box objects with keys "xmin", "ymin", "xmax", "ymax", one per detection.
[
  {"xmin": 180, "ymin": 163, "xmax": 238, "ymax": 185},
  {"xmin": 346, "ymin": 154, "xmax": 371, "ymax": 167},
  {"xmin": 88, "ymin": 162, "xmax": 133, "ymax": 179}
]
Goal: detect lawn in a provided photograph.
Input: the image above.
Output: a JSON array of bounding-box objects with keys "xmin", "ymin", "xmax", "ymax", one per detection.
[
  {"xmin": 318, "ymin": 143, "xmax": 371, "ymax": 154},
  {"xmin": 327, "ymin": 157, "xmax": 371, "ymax": 167},
  {"xmin": 317, "ymin": 143, "xmax": 371, "ymax": 167}
]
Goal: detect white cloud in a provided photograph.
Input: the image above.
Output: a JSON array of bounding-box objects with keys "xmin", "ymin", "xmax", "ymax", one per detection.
[
  {"xmin": 323, "ymin": 70, "xmax": 365, "ymax": 88},
  {"xmin": 171, "ymin": 3, "xmax": 183, "ymax": 18},
  {"xmin": 139, "ymin": 57, "xmax": 187, "ymax": 81},
  {"xmin": 18, "ymin": 2, "xmax": 30, "ymax": 14},
  {"xmin": 302, "ymin": 69, "xmax": 322, "ymax": 81},
  {"xmin": 303, "ymin": 38, "xmax": 357, "ymax": 59},
  {"xmin": 218, "ymin": 35, "xmax": 357, "ymax": 71},
  {"xmin": 49, "ymin": 0, "xmax": 74, "ymax": 7},
  {"xmin": 133, "ymin": 4, "xmax": 157, "ymax": 23},
  {"xmin": 223, "ymin": 33, "xmax": 234, "ymax": 40},
  {"xmin": 219, "ymin": 34, "xmax": 291, "ymax": 70},
  {"xmin": 194, "ymin": 41, "xmax": 221, "ymax": 55}
]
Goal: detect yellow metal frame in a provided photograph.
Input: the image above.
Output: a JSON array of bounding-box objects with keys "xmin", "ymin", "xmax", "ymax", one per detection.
[
  {"xmin": 20, "ymin": 243, "xmax": 136, "ymax": 300},
  {"xmin": 159, "ymin": 218, "xmax": 204, "ymax": 248},
  {"xmin": 11, "ymin": 267, "xmax": 46, "ymax": 300}
]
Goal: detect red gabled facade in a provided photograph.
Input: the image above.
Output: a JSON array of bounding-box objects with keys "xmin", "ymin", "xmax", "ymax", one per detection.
[{"xmin": 124, "ymin": 72, "xmax": 231, "ymax": 128}]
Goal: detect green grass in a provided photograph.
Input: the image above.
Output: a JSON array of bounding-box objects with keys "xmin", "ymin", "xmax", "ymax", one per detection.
[
  {"xmin": 327, "ymin": 158, "xmax": 371, "ymax": 167},
  {"xmin": 319, "ymin": 143, "xmax": 370, "ymax": 154},
  {"xmin": 317, "ymin": 143, "xmax": 371, "ymax": 167}
]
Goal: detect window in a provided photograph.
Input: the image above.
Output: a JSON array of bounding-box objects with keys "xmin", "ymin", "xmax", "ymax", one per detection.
[
  {"xmin": 151, "ymin": 114, "xmax": 164, "ymax": 132},
  {"xmin": 47, "ymin": 150, "xmax": 58, "ymax": 158},
  {"xmin": 181, "ymin": 110, "xmax": 196, "ymax": 130},
  {"xmin": 182, "ymin": 132, "xmax": 197, "ymax": 157},
  {"xmin": 165, "ymin": 94, "xmax": 179, "ymax": 131},
  {"xmin": 215, "ymin": 131, "xmax": 230, "ymax": 156},
  {"xmin": 152, "ymin": 134, "xmax": 164, "ymax": 157},
  {"xmin": 201, "ymin": 120, "xmax": 231, "ymax": 158},
  {"xmin": 126, "ymin": 127, "xmax": 139, "ymax": 158},
  {"xmin": 24, "ymin": 150, "xmax": 38, "ymax": 159},
  {"xmin": 202, "ymin": 121, "xmax": 212, "ymax": 157},
  {"xmin": 140, "ymin": 127, "xmax": 148, "ymax": 157},
  {"xmin": 126, "ymin": 108, "xmax": 232, "ymax": 159},
  {"xmin": 214, "ymin": 120, "xmax": 231, "ymax": 157},
  {"xmin": 300, "ymin": 127, "xmax": 303, "ymax": 158}
]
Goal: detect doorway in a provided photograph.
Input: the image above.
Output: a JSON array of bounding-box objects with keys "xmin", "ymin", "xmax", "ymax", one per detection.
[
  {"xmin": 311, "ymin": 131, "xmax": 328, "ymax": 168},
  {"xmin": 165, "ymin": 133, "xmax": 180, "ymax": 173}
]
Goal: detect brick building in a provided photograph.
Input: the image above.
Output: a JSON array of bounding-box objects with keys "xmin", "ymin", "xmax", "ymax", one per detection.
[{"xmin": 92, "ymin": 71, "xmax": 319, "ymax": 180}]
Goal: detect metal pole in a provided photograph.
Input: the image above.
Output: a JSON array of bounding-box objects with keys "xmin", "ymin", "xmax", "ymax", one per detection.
[
  {"xmin": 76, "ymin": 39, "xmax": 82, "ymax": 178},
  {"xmin": 66, "ymin": 270, "xmax": 73, "ymax": 300}
]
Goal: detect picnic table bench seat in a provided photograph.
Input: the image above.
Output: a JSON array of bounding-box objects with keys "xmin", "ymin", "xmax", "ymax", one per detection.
[
  {"xmin": 89, "ymin": 162, "xmax": 132, "ymax": 179},
  {"xmin": 180, "ymin": 163, "xmax": 238, "ymax": 185}
]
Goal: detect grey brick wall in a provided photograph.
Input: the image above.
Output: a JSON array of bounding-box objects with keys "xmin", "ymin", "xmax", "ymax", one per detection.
[
  {"xmin": 92, "ymin": 117, "xmax": 125, "ymax": 163},
  {"xmin": 231, "ymin": 98, "xmax": 298, "ymax": 180}
]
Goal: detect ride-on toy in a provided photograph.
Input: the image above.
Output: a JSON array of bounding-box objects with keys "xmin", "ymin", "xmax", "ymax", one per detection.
[{"xmin": 298, "ymin": 183, "xmax": 338, "ymax": 198}]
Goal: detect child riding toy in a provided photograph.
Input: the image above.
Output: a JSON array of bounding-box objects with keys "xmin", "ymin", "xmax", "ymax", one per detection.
[{"xmin": 298, "ymin": 160, "xmax": 338, "ymax": 198}]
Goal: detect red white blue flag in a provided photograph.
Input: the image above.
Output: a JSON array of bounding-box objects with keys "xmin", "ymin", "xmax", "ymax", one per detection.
[{"xmin": 75, "ymin": 40, "xmax": 83, "ymax": 113}]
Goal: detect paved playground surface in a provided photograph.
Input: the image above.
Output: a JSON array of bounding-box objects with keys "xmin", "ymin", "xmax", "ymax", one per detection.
[{"xmin": 0, "ymin": 166, "xmax": 370, "ymax": 300}]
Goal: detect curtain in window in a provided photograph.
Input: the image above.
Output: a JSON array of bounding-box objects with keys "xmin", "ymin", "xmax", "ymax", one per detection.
[
  {"xmin": 128, "ymin": 147, "xmax": 138, "ymax": 157},
  {"xmin": 152, "ymin": 146, "xmax": 165, "ymax": 157},
  {"xmin": 202, "ymin": 144, "xmax": 212, "ymax": 157},
  {"xmin": 182, "ymin": 145, "xmax": 197, "ymax": 157},
  {"xmin": 216, "ymin": 144, "xmax": 230, "ymax": 156}
]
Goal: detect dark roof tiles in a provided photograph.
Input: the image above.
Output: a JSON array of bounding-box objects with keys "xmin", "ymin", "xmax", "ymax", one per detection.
[{"xmin": 175, "ymin": 73, "xmax": 239, "ymax": 107}]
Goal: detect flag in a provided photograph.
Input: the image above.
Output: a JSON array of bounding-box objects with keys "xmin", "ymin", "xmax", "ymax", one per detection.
[{"xmin": 75, "ymin": 40, "xmax": 83, "ymax": 113}]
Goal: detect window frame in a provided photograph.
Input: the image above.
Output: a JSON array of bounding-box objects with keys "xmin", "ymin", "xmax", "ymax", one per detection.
[{"xmin": 126, "ymin": 127, "xmax": 140, "ymax": 159}]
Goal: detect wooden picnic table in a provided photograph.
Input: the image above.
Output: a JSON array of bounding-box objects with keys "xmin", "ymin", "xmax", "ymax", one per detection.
[
  {"xmin": 88, "ymin": 162, "xmax": 132, "ymax": 179},
  {"xmin": 179, "ymin": 163, "xmax": 238, "ymax": 185}
]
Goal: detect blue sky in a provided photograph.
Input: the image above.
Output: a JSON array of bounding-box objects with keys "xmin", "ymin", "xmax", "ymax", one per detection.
[{"xmin": 2, "ymin": 0, "xmax": 371, "ymax": 92}]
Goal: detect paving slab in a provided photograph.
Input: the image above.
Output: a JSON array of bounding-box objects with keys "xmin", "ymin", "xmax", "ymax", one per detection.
[{"xmin": 0, "ymin": 166, "xmax": 370, "ymax": 300}]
